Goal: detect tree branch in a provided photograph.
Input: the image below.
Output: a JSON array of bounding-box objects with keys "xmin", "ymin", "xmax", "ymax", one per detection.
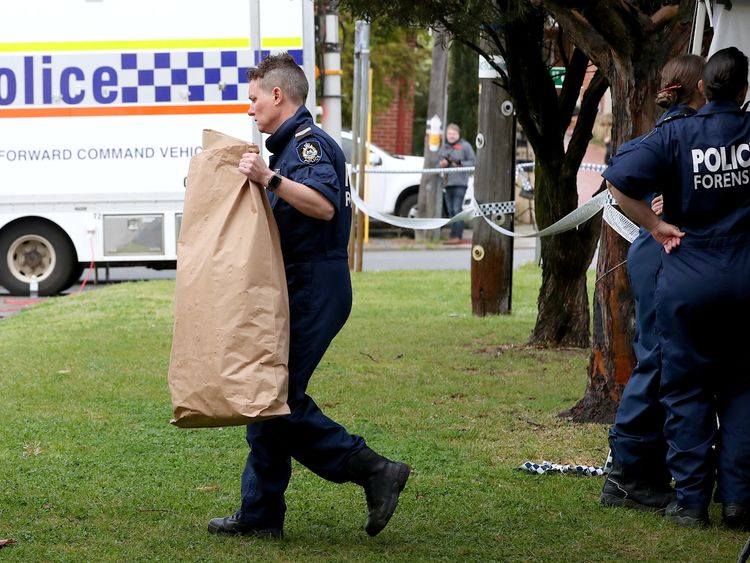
[
  {"xmin": 537, "ymin": 4, "xmax": 611, "ymax": 70},
  {"xmin": 500, "ymin": 6, "xmax": 564, "ymax": 158},
  {"xmin": 556, "ymin": 25, "xmax": 571, "ymax": 68},
  {"xmin": 564, "ymin": 69, "xmax": 609, "ymax": 175},
  {"xmin": 558, "ymin": 48, "xmax": 589, "ymax": 133},
  {"xmin": 650, "ymin": 4, "xmax": 678, "ymax": 28}
]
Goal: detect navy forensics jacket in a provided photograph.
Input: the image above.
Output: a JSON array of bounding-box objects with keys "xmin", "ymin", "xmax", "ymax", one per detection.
[
  {"xmin": 603, "ymin": 100, "xmax": 750, "ymax": 239},
  {"xmin": 265, "ymin": 106, "xmax": 350, "ymax": 264}
]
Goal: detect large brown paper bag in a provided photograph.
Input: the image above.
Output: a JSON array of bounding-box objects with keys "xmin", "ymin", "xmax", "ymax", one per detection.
[{"xmin": 168, "ymin": 129, "xmax": 290, "ymax": 428}]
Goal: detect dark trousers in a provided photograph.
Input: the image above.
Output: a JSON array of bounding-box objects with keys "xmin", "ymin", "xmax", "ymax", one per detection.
[
  {"xmin": 609, "ymin": 233, "xmax": 669, "ymax": 482},
  {"xmin": 239, "ymin": 259, "xmax": 366, "ymax": 528},
  {"xmin": 656, "ymin": 235, "xmax": 750, "ymax": 509},
  {"xmin": 444, "ymin": 185, "xmax": 467, "ymax": 239}
]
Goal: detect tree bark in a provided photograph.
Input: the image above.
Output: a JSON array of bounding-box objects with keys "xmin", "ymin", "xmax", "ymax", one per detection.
[{"xmin": 531, "ymin": 165, "xmax": 601, "ymax": 346}]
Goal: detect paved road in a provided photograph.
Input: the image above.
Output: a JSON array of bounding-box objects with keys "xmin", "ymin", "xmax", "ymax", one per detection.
[{"xmin": 361, "ymin": 245, "xmax": 537, "ymax": 271}]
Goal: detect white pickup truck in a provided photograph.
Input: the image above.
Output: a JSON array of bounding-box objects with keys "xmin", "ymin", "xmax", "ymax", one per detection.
[{"xmin": 340, "ymin": 131, "xmax": 425, "ymax": 218}]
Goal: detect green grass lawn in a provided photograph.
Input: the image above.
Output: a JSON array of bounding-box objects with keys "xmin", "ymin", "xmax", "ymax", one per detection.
[{"xmin": 0, "ymin": 264, "xmax": 746, "ymax": 562}]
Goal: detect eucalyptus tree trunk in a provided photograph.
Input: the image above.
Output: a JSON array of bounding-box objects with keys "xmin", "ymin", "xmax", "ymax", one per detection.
[{"xmin": 531, "ymin": 163, "xmax": 600, "ymax": 347}]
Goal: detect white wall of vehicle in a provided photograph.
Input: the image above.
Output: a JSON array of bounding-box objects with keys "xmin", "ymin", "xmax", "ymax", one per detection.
[{"xmin": 0, "ymin": 196, "xmax": 184, "ymax": 263}]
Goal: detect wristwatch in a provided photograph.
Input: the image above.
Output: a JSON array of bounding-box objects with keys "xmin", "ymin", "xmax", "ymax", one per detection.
[{"xmin": 266, "ymin": 169, "xmax": 282, "ymax": 192}]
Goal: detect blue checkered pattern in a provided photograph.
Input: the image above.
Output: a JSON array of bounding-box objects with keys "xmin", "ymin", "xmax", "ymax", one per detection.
[
  {"xmin": 255, "ymin": 49, "xmax": 303, "ymax": 66},
  {"xmin": 118, "ymin": 50, "xmax": 254, "ymax": 104}
]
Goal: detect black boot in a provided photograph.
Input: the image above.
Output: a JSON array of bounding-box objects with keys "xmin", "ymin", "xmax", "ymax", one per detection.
[
  {"xmin": 345, "ymin": 447, "xmax": 411, "ymax": 536},
  {"xmin": 665, "ymin": 501, "xmax": 709, "ymax": 528},
  {"xmin": 207, "ymin": 512, "xmax": 283, "ymax": 538},
  {"xmin": 723, "ymin": 503, "xmax": 750, "ymax": 531},
  {"xmin": 599, "ymin": 460, "xmax": 675, "ymax": 513}
]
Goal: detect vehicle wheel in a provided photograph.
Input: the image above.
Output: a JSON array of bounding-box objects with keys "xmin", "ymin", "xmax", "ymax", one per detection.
[
  {"xmin": 397, "ymin": 192, "xmax": 419, "ymax": 218},
  {"xmin": 0, "ymin": 222, "xmax": 76, "ymax": 296},
  {"xmin": 64, "ymin": 262, "xmax": 86, "ymax": 291}
]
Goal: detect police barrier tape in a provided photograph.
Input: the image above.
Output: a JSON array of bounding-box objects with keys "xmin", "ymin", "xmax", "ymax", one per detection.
[
  {"xmin": 516, "ymin": 460, "xmax": 608, "ymax": 477},
  {"xmin": 349, "ymin": 185, "xmax": 639, "ymax": 244},
  {"xmin": 516, "ymin": 450, "xmax": 613, "ymax": 478},
  {"xmin": 350, "ymin": 161, "xmax": 638, "ymax": 242}
]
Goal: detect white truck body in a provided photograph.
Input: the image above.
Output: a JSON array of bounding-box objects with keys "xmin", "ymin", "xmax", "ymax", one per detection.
[{"xmin": 0, "ymin": 0, "xmax": 313, "ymax": 294}]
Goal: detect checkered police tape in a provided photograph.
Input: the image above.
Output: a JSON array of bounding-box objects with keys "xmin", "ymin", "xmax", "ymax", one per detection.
[
  {"xmin": 515, "ymin": 161, "xmax": 607, "ymax": 173},
  {"xmin": 349, "ymin": 187, "xmax": 475, "ymax": 230},
  {"xmin": 604, "ymin": 204, "xmax": 641, "ymax": 242},
  {"xmin": 518, "ymin": 461, "xmax": 605, "ymax": 477},
  {"xmin": 516, "ymin": 460, "xmax": 607, "ymax": 477},
  {"xmin": 513, "ymin": 161, "xmax": 606, "ymax": 179},
  {"xmin": 472, "ymin": 190, "xmax": 638, "ymax": 243},
  {"xmin": 515, "ymin": 162, "xmax": 609, "ymax": 192},
  {"xmin": 517, "ymin": 168, "xmax": 533, "ymax": 192},
  {"xmin": 474, "ymin": 201, "xmax": 516, "ymax": 216},
  {"xmin": 580, "ymin": 163, "xmax": 608, "ymax": 172},
  {"xmin": 349, "ymin": 159, "xmax": 638, "ymax": 242},
  {"xmin": 355, "ymin": 162, "xmax": 604, "ymax": 196},
  {"xmin": 516, "ymin": 451, "xmax": 613, "ymax": 477},
  {"xmin": 349, "ymin": 185, "xmax": 637, "ymax": 243},
  {"xmin": 359, "ymin": 162, "xmax": 536, "ymax": 197}
]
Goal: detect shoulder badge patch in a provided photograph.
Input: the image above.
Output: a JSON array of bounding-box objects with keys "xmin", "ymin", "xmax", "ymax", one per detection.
[{"xmin": 297, "ymin": 140, "xmax": 322, "ymax": 164}]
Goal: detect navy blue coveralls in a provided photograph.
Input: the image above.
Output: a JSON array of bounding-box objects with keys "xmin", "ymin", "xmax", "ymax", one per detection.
[
  {"xmin": 239, "ymin": 106, "xmax": 366, "ymax": 528},
  {"xmin": 608, "ymin": 104, "xmax": 696, "ymax": 484},
  {"xmin": 603, "ymin": 100, "xmax": 750, "ymax": 510}
]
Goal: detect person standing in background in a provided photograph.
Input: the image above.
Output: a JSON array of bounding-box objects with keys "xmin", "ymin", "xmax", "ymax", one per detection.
[{"xmin": 438, "ymin": 123, "xmax": 475, "ymax": 243}]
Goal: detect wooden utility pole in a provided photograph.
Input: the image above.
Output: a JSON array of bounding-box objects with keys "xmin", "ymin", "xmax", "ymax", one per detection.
[
  {"xmin": 416, "ymin": 29, "xmax": 449, "ymax": 242},
  {"xmin": 471, "ymin": 43, "xmax": 514, "ymax": 316}
]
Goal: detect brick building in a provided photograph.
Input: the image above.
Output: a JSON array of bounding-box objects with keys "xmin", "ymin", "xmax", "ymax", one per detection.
[{"xmin": 370, "ymin": 77, "xmax": 415, "ymax": 155}]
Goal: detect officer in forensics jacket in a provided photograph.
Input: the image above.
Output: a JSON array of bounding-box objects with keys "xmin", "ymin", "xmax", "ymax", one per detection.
[
  {"xmin": 208, "ymin": 53, "xmax": 410, "ymax": 538},
  {"xmin": 604, "ymin": 47, "xmax": 750, "ymax": 529},
  {"xmin": 600, "ymin": 54, "xmax": 705, "ymax": 515}
]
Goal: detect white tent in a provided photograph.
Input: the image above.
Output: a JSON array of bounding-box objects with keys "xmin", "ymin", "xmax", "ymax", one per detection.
[
  {"xmin": 693, "ymin": 1, "xmax": 750, "ymax": 55},
  {"xmin": 692, "ymin": 0, "xmax": 750, "ymax": 99}
]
